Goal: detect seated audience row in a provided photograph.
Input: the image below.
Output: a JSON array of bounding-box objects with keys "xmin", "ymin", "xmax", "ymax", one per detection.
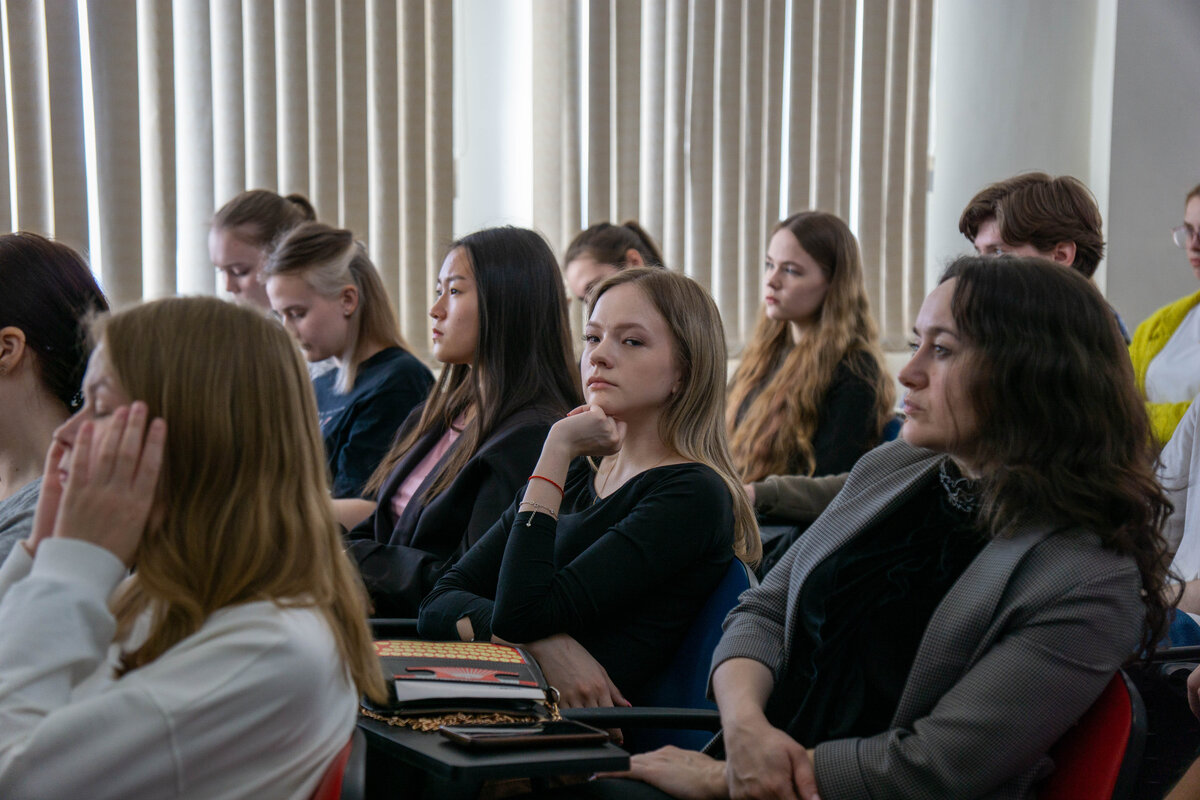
[
  {"xmin": 0, "ymin": 165, "xmax": 1193, "ymax": 796},
  {"xmin": 562, "ymin": 255, "xmax": 1170, "ymax": 800}
]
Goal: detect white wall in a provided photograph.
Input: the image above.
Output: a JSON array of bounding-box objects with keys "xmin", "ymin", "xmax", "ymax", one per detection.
[
  {"xmin": 1106, "ymin": 0, "xmax": 1200, "ymax": 329},
  {"xmin": 925, "ymin": 0, "xmax": 1113, "ymax": 289},
  {"xmin": 453, "ymin": 0, "xmax": 533, "ymax": 236}
]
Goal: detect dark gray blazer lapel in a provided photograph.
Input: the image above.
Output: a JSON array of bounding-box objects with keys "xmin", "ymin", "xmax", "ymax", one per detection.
[{"xmin": 891, "ymin": 519, "xmax": 1054, "ymax": 726}]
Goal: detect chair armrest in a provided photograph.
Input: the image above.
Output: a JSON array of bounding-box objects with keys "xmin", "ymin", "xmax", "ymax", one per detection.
[
  {"xmin": 1146, "ymin": 645, "xmax": 1200, "ymax": 663},
  {"xmin": 561, "ymin": 707, "xmax": 722, "ymax": 732},
  {"xmin": 370, "ymin": 618, "xmax": 420, "ymax": 638}
]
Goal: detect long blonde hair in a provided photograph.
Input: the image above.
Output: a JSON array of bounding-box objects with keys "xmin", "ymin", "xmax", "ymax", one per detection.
[
  {"xmin": 263, "ymin": 221, "xmax": 407, "ymax": 394},
  {"xmin": 103, "ymin": 297, "xmax": 386, "ymax": 702},
  {"xmin": 590, "ymin": 268, "xmax": 761, "ymax": 566},
  {"xmin": 727, "ymin": 211, "xmax": 893, "ymax": 482}
]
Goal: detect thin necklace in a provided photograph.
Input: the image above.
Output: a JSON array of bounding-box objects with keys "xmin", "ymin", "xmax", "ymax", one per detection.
[{"xmin": 594, "ymin": 451, "xmax": 673, "ymax": 504}]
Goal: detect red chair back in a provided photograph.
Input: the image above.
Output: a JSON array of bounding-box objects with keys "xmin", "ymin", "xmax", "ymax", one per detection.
[
  {"xmin": 309, "ymin": 736, "xmax": 353, "ymax": 800},
  {"xmin": 1038, "ymin": 671, "xmax": 1145, "ymax": 800}
]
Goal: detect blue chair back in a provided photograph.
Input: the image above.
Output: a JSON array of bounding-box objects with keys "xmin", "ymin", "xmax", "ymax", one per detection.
[
  {"xmin": 881, "ymin": 413, "xmax": 904, "ymax": 442},
  {"xmin": 625, "ymin": 558, "xmax": 755, "ymax": 752}
]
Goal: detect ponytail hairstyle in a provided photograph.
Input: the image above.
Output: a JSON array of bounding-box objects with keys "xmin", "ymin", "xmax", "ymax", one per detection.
[
  {"xmin": 365, "ymin": 227, "xmax": 582, "ymax": 500},
  {"xmin": 211, "ymin": 189, "xmax": 317, "ymax": 250},
  {"xmin": 727, "ymin": 211, "xmax": 894, "ymax": 482},
  {"xmin": 102, "ymin": 297, "xmax": 387, "ymax": 703},
  {"xmin": 589, "ymin": 268, "xmax": 760, "ymax": 566},
  {"xmin": 262, "ymin": 222, "xmax": 406, "ymax": 394},
  {"xmin": 564, "ymin": 221, "xmax": 665, "ymax": 269}
]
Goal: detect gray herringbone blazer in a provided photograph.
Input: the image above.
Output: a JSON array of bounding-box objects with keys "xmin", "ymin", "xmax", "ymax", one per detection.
[{"xmin": 714, "ymin": 439, "xmax": 1145, "ymax": 800}]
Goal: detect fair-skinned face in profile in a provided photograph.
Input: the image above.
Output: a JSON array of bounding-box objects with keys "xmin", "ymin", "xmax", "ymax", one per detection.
[
  {"xmin": 973, "ymin": 217, "xmax": 1076, "ymax": 268},
  {"xmin": 53, "ymin": 343, "xmax": 132, "ymax": 486},
  {"xmin": 209, "ymin": 226, "xmax": 271, "ymax": 308},
  {"xmin": 266, "ymin": 274, "xmax": 357, "ymax": 363},
  {"xmin": 564, "ymin": 249, "xmax": 645, "ymax": 303},
  {"xmin": 898, "ymin": 278, "xmax": 980, "ymax": 475},
  {"xmin": 581, "ymin": 283, "xmax": 681, "ymax": 425},
  {"xmin": 763, "ymin": 228, "xmax": 830, "ymax": 342},
  {"xmin": 1184, "ymin": 196, "xmax": 1200, "ymax": 281},
  {"xmin": 430, "ymin": 248, "xmax": 480, "ymax": 365}
]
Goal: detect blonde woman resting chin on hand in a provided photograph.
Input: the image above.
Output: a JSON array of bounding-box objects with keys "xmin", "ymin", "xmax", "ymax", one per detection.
[
  {"xmin": 0, "ymin": 297, "xmax": 386, "ymax": 800},
  {"xmin": 419, "ymin": 268, "xmax": 760, "ymax": 708}
]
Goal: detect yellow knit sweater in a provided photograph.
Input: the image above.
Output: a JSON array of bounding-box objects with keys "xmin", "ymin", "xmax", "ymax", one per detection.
[{"xmin": 1129, "ymin": 289, "xmax": 1200, "ymax": 444}]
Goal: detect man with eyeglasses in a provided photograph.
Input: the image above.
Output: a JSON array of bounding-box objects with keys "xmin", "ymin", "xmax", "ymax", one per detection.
[
  {"xmin": 1130, "ymin": 183, "xmax": 1200, "ymax": 444},
  {"xmin": 957, "ymin": 172, "xmax": 1131, "ymax": 344}
]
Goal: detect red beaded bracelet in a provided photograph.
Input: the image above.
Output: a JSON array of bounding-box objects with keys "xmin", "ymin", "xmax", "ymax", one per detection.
[{"xmin": 529, "ymin": 474, "xmax": 565, "ymax": 495}]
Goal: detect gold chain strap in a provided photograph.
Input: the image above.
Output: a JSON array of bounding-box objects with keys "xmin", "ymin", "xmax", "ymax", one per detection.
[{"xmin": 359, "ymin": 700, "xmax": 562, "ymax": 732}]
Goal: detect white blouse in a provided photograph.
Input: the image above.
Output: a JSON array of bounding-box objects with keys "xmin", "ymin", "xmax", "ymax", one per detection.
[
  {"xmin": 1145, "ymin": 304, "xmax": 1200, "ymax": 404},
  {"xmin": 0, "ymin": 539, "xmax": 357, "ymax": 800}
]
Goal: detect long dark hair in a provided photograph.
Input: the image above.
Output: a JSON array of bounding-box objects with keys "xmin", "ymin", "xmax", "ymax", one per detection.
[
  {"xmin": 366, "ymin": 227, "xmax": 581, "ymax": 498},
  {"xmin": 0, "ymin": 232, "xmax": 109, "ymax": 411},
  {"xmin": 942, "ymin": 255, "xmax": 1172, "ymax": 653}
]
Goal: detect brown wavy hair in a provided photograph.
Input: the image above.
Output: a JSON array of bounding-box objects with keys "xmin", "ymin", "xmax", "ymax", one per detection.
[
  {"xmin": 726, "ymin": 211, "xmax": 894, "ymax": 482},
  {"xmin": 101, "ymin": 297, "xmax": 386, "ymax": 702},
  {"xmin": 941, "ymin": 255, "xmax": 1173, "ymax": 654},
  {"xmin": 958, "ymin": 172, "xmax": 1105, "ymax": 278},
  {"xmin": 590, "ymin": 268, "xmax": 760, "ymax": 566}
]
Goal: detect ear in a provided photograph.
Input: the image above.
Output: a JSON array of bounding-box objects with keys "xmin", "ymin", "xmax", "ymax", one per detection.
[
  {"xmin": 341, "ymin": 285, "xmax": 360, "ymax": 317},
  {"xmin": 624, "ymin": 248, "xmax": 645, "ymax": 268},
  {"xmin": 1049, "ymin": 241, "xmax": 1076, "ymax": 267},
  {"xmin": 0, "ymin": 326, "xmax": 27, "ymax": 376}
]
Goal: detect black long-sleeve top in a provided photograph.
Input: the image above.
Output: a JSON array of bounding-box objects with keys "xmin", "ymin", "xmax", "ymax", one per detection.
[
  {"xmin": 418, "ymin": 459, "xmax": 735, "ymax": 698},
  {"xmin": 346, "ymin": 404, "xmax": 559, "ymax": 617},
  {"xmin": 736, "ymin": 349, "xmax": 883, "ymax": 477}
]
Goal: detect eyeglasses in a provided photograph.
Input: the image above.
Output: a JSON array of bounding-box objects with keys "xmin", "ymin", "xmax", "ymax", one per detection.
[{"xmin": 1173, "ymin": 224, "xmax": 1200, "ymax": 249}]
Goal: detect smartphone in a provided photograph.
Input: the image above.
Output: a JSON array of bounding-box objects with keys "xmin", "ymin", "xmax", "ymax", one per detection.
[{"xmin": 438, "ymin": 720, "xmax": 610, "ymax": 749}]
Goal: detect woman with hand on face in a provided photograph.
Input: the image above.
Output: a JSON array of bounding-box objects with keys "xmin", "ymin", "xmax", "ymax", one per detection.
[
  {"xmin": 0, "ymin": 297, "xmax": 386, "ymax": 799},
  {"xmin": 209, "ymin": 189, "xmax": 316, "ymax": 309},
  {"xmin": 569, "ymin": 256, "xmax": 1169, "ymax": 800},
  {"xmin": 1130, "ymin": 182, "xmax": 1200, "ymax": 443},
  {"xmin": 728, "ymin": 211, "xmax": 893, "ymax": 484},
  {"xmin": 346, "ymin": 227, "xmax": 581, "ymax": 617},
  {"xmin": 263, "ymin": 222, "xmax": 433, "ymax": 527},
  {"xmin": 562, "ymin": 221, "xmax": 664, "ymax": 303},
  {"xmin": 418, "ymin": 268, "xmax": 760, "ymax": 708},
  {"xmin": 0, "ymin": 233, "xmax": 108, "ymax": 562}
]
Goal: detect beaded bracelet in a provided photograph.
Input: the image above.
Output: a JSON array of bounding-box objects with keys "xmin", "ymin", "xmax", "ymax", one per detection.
[
  {"xmin": 529, "ymin": 474, "xmax": 565, "ymax": 495},
  {"xmin": 519, "ymin": 501, "xmax": 559, "ymax": 527}
]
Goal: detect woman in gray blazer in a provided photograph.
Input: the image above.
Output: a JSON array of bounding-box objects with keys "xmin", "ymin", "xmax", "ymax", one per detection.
[{"xmin": 578, "ymin": 256, "xmax": 1172, "ymax": 800}]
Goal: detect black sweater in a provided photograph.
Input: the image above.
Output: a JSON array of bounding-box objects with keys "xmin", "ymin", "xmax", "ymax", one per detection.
[
  {"xmin": 418, "ymin": 459, "xmax": 734, "ymax": 697},
  {"xmin": 346, "ymin": 404, "xmax": 559, "ymax": 617}
]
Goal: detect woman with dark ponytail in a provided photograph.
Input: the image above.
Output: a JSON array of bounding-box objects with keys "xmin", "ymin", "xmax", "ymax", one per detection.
[{"xmin": 562, "ymin": 221, "xmax": 664, "ymax": 303}]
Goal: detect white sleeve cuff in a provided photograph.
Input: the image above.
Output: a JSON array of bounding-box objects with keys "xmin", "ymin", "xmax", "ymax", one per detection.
[{"xmin": 31, "ymin": 539, "xmax": 128, "ymax": 601}]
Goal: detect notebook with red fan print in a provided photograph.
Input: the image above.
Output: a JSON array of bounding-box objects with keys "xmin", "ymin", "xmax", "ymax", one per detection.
[{"xmin": 368, "ymin": 640, "xmax": 554, "ymax": 716}]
